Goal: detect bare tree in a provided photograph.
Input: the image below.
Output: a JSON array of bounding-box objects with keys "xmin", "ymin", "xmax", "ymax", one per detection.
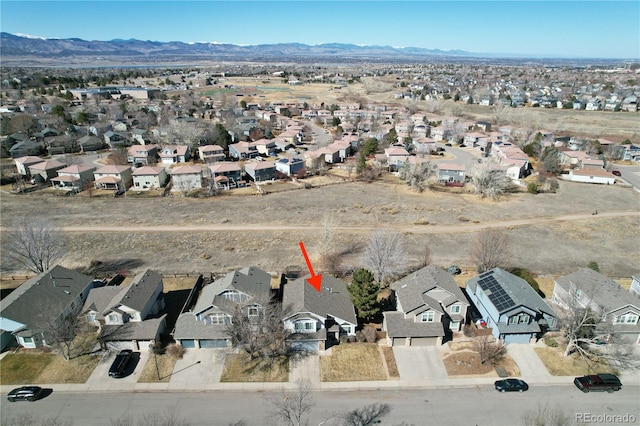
[
  {"xmin": 2, "ymin": 413, "xmax": 72, "ymax": 426},
  {"xmin": 469, "ymin": 158, "xmax": 514, "ymax": 200},
  {"xmin": 557, "ymin": 287, "xmax": 640, "ymax": 372},
  {"xmin": 342, "ymin": 403, "xmax": 392, "ymax": 426},
  {"xmin": 473, "ymin": 335, "xmax": 507, "ymax": 365},
  {"xmin": 109, "ymin": 410, "xmax": 191, "ymax": 426},
  {"xmin": 167, "ymin": 119, "xmax": 204, "ymax": 152},
  {"xmin": 361, "ymin": 229, "xmax": 407, "ymax": 284},
  {"xmin": 470, "ymin": 229, "xmax": 510, "ymax": 273},
  {"xmin": 5, "ymin": 216, "xmax": 66, "ymax": 273},
  {"xmin": 43, "ymin": 314, "xmax": 82, "ymax": 361},
  {"xmin": 265, "ymin": 379, "xmax": 314, "ymax": 426},
  {"xmin": 522, "ymin": 402, "xmax": 571, "ymax": 426},
  {"xmin": 398, "ymin": 160, "xmax": 436, "ymax": 192},
  {"xmin": 224, "ymin": 297, "xmax": 292, "ymax": 360}
]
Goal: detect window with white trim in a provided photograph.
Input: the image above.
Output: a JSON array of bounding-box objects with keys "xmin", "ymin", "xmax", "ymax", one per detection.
[
  {"xmin": 614, "ymin": 313, "xmax": 639, "ymax": 325},
  {"xmin": 206, "ymin": 313, "xmax": 231, "ymax": 325},
  {"xmin": 86, "ymin": 313, "xmax": 97, "ymax": 323},
  {"xmin": 294, "ymin": 320, "xmax": 316, "ymax": 333},
  {"xmin": 220, "ymin": 290, "xmax": 249, "ymax": 304},
  {"xmin": 420, "ymin": 311, "xmax": 435, "ymax": 322},
  {"xmin": 508, "ymin": 313, "xmax": 530, "ymax": 325},
  {"xmin": 450, "ymin": 305, "xmax": 461, "ymax": 314},
  {"xmin": 108, "ymin": 314, "xmax": 119, "ymax": 323},
  {"xmin": 247, "ymin": 307, "xmax": 259, "ymax": 317}
]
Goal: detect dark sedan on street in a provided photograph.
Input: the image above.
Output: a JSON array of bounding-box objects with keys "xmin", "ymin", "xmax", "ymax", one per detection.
[
  {"xmin": 494, "ymin": 378, "xmax": 529, "ymax": 392},
  {"xmin": 7, "ymin": 386, "xmax": 43, "ymax": 402}
]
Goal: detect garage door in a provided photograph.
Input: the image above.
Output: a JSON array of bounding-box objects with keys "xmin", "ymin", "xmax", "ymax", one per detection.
[
  {"xmin": 199, "ymin": 339, "xmax": 227, "ymax": 348},
  {"xmin": 106, "ymin": 341, "xmax": 134, "ymax": 351},
  {"xmin": 180, "ymin": 340, "xmax": 196, "ymax": 349},
  {"xmin": 290, "ymin": 341, "xmax": 319, "ymax": 352},
  {"xmin": 411, "ymin": 337, "xmax": 438, "ymax": 346},
  {"xmin": 391, "ymin": 337, "xmax": 406, "ymax": 346}
]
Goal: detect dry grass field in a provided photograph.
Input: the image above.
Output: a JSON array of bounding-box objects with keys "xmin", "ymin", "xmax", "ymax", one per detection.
[
  {"xmin": 1, "ymin": 178, "xmax": 638, "ymax": 279},
  {"xmin": 138, "ymin": 353, "xmax": 178, "ymax": 383}
]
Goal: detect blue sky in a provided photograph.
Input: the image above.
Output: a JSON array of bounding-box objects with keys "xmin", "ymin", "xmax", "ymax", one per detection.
[{"xmin": 1, "ymin": 1, "xmax": 639, "ymax": 59}]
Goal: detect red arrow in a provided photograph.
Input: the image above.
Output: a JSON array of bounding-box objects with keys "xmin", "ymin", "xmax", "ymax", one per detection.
[{"xmin": 299, "ymin": 241, "xmax": 322, "ymax": 292}]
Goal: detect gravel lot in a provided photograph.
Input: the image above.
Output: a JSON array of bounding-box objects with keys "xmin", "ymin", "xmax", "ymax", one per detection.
[{"xmin": 1, "ymin": 178, "xmax": 638, "ymax": 278}]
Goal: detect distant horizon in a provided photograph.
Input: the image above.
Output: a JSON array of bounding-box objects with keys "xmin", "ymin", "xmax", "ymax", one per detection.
[{"xmin": 1, "ymin": 1, "xmax": 639, "ymax": 60}]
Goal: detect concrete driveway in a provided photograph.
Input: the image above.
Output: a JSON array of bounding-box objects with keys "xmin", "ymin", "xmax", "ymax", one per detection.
[
  {"xmin": 393, "ymin": 346, "xmax": 448, "ymax": 381},
  {"xmin": 168, "ymin": 348, "xmax": 224, "ymax": 385},
  {"xmin": 506, "ymin": 344, "xmax": 550, "ymax": 380},
  {"xmin": 85, "ymin": 350, "xmax": 150, "ymax": 387}
]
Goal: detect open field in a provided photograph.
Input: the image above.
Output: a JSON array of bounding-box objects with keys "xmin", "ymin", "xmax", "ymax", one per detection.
[{"xmin": 1, "ymin": 179, "xmax": 638, "ymax": 278}]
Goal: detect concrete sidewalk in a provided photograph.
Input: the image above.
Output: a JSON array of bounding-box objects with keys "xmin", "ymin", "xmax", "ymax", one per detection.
[{"xmin": 3, "ymin": 343, "xmax": 640, "ymax": 395}]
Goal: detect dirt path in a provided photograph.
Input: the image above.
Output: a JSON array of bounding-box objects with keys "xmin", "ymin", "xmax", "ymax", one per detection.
[{"xmin": 14, "ymin": 210, "xmax": 636, "ymax": 234}]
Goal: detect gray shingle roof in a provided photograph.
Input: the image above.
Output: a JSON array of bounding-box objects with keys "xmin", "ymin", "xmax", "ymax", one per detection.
[
  {"xmin": 391, "ymin": 265, "xmax": 469, "ymax": 314},
  {"xmin": 555, "ymin": 268, "xmax": 640, "ymax": 313},
  {"xmin": 467, "ymin": 268, "xmax": 557, "ymax": 318},
  {"xmin": 193, "ymin": 267, "xmax": 272, "ymax": 315},
  {"xmin": 99, "ymin": 315, "xmax": 166, "ymax": 341},
  {"xmin": 383, "ymin": 312, "xmax": 445, "ymax": 338},
  {"xmin": 282, "ymin": 275, "xmax": 357, "ymax": 325},
  {"xmin": 82, "ymin": 286, "xmax": 123, "ymax": 320},
  {"xmin": 0, "ymin": 266, "xmax": 93, "ymax": 332},
  {"xmin": 119, "ymin": 269, "xmax": 163, "ymax": 312}
]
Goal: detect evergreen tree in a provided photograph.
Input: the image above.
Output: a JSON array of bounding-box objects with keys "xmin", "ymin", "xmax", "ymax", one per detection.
[{"xmin": 348, "ymin": 268, "xmax": 380, "ymax": 323}]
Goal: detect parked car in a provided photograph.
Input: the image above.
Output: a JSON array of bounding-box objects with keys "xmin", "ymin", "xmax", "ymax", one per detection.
[
  {"xmin": 574, "ymin": 374, "xmax": 622, "ymax": 393},
  {"xmin": 611, "ymin": 170, "xmax": 621, "ymax": 176},
  {"xmin": 7, "ymin": 386, "xmax": 43, "ymax": 402},
  {"xmin": 108, "ymin": 349, "xmax": 134, "ymax": 378},
  {"xmin": 494, "ymin": 378, "xmax": 529, "ymax": 393},
  {"xmin": 445, "ymin": 142, "xmax": 452, "ymax": 147}
]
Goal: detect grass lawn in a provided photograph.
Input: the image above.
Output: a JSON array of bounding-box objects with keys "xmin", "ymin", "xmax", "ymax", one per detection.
[
  {"xmin": 381, "ymin": 346, "xmax": 399, "ymax": 378},
  {"xmin": 320, "ymin": 343, "xmax": 387, "ymax": 382},
  {"xmin": 534, "ymin": 347, "xmax": 617, "ymax": 376},
  {"xmin": 34, "ymin": 354, "xmax": 101, "ymax": 384},
  {"xmin": 0, "ymin": 353, "xmax": 55, "ymax": 385},
  {"xmin": 220, "ymin": 352, "xmax": 288, "ymax": 382},
  {"xmin": 138, "ymin": 353, "xmax": 178, "ymax": 383}
]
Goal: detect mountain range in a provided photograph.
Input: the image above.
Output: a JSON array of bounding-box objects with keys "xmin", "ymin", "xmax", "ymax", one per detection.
[{"xmin": 0, "ymin": 32, "xmax": 496, "ymax": 63}]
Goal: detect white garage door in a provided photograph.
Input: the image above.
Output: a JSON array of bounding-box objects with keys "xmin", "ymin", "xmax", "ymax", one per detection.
[
  {"xmin": 411, "ymin": 337, "xmax": 438, "ymax": 346},
  {"xmin": 392, "ymin": 337, "xmax": 406, "ymax": 346}
]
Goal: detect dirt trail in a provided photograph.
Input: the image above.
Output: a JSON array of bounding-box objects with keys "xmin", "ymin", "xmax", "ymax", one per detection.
[{"xmin": 15, "ymin": 210, "xmax": 636, "ymax": 234}]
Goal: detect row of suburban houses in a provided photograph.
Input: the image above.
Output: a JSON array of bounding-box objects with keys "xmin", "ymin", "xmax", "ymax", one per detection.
[{"xmin": 2, "ymin": 264, "xmax": 638, "ymax": 353}]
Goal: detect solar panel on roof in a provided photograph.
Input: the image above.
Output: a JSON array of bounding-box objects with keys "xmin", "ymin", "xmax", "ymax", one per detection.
[{"xmin": 478, "ymin": 273, "xmax": 515, "ymax": 311}]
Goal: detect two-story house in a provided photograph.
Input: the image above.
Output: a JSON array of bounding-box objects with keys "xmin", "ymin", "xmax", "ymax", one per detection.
[
  {"xmin": 127, "ymin": 144, "xmax": 159, "ymax": 165},
  {"xmin": 209, "ymin": 162, "xmax": 242, "ymax": 189},
  {"xmin": 465, "ymin": 268, "xmax": 558, "ymax": 344},
  {"xmin": 132, "ymin": 166, "xmax": 167, "ymax": 190},
  {"xmin": 383, "ymin": 265, "xmax": 469, "ymax": 346},
  {"xmin": 552, "ymin": 268, "xmax": 640, "ymax": 344},
  {"xmin": 84, "ymin": 269, "xmax": 166, "ymax": 351},
  {"xmin": 170, "ymin": 165, "xmax": 203, "ymax": 192},
  {"xmin": 282, "ymin": 275, "xmax": 357, "ymax": 351},
  {"xmin": 173, "ymin": 267, "xmax": 273, "ymax": 349},
  {"xmin": 51, "ymin": 164, "xmax": 95, "ymax": 191},
  {"xmin": 198, "ymin": 145, "xmax": 226, "ymax": 163},
  {"xmin": 244, "ymin": 161, "xmax": 277, "ymax": 182},
  {"xmin": 160, "ymin": 145, "xmax": 191, "ymax": 164},
  {"xmin": 93, "ymin": 165, "xmax": 133, "ymax": 191}
]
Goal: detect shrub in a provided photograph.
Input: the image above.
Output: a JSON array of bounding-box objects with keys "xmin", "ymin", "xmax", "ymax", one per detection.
[
  {"xmin": 544, "ymin": 337, "xmax": 559, "ymax": 348},
  {"xmin": 527, "ymin": 182, "xmax": 539, "ymax": 194},
  {"xmin": 166, "ymin": 343, "xmax": 186, "ymax": 359}
]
